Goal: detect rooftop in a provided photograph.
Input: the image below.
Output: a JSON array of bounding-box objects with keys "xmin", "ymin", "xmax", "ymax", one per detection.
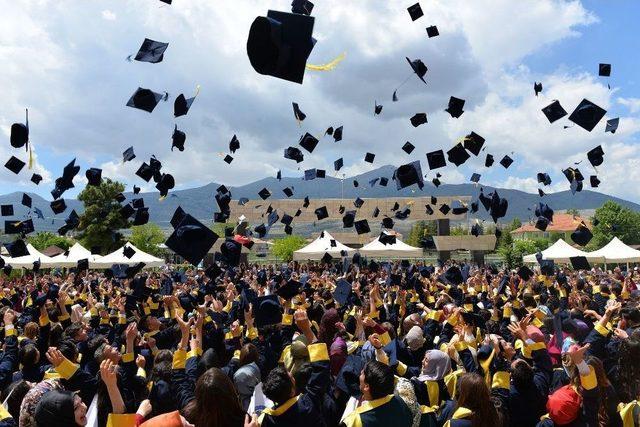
[{"xmin": 511, "ymin": 213, "xmax": 591, "ymax": 234}]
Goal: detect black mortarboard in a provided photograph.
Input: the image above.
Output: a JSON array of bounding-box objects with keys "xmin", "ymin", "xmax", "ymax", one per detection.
[
  {"xmin": 123, "ymin": 146, "xmax": 136, "ymax": 162},
  {"xmin": 379, "ymin": 232, "xmax": 396, "ymax": 245},
  {"xmin": 535, "ymin": 216, "xmax": 550, "ymax": 232},
  {"xmin": 394, "ymin": 160, "xmax": 424, "ymax": 189},
  {"xmin": 133, "ymin": 38, "xmax": 168, "ymax": 63},
  {"xmin": 282, "ymin": 187, "xmax": 294, "ymax": 198},
  {"xmin": 392, "ymin": 202, "xmax": 400, "ymax": 211},
  {"xmin": 133, "ymin": 208, "xmax": 149, "ymax": 226},
  {"xmin": 276, "ymin": 279, "xmax": 302, "ymax": 299},
  {"xmin": 447, "ymin": 143, "xmax": 470, "ymax": 166},
  {"xmin": 31, "ymin": 173, "xmax": 42, "ymax": 185},
  {"xmin": 443, "ymin": 266, "xmax": 463, "ymax": 285},
  {"xmin": 364, "ymin": 152, "xmax": 375, "ymax": 163},
  {"xmin": 406, "ymin": 57, "xmax": 428, "ymax": 83},
  {"xmin": 4, "ymin": 156, "xmax": 25, "ymax": 175},
  {"xmin": 21, "ymin": 193, "xmax": 32, "ymax": 208},
  {"xmin": 605, "ymin": 117, "xmax": 619, "ymax": 134},
  {"xmin": 334, "ymin": 158, "xmax": 344, "ymax": 171},
  {"xmin": 407, "ymin": 3, "xmax": 423, "ymax": 21},
  {"xmin": 353, "ymin": 180, "xmax": 359, "ymax": 187},
  {"xmin": 0, "ymin": 205, "xmax": 12, "ymax": 217},
  {"xmin": 156, "ymin": 173, "xmax": 175, "ymax": 197},
  {"xmin": 220, "ymin": 238, "xmax": 242, "ymax": 267},
  {"xmin": 50, "ymin": 199, "xmax": 66, "ymax": 214},
  {"xmin": 354, "ymin": 219, "xmax": 370, "ymax": 235},
  {"xmin": 587, "ymin": 145, "xmax": 604, "ymax": 167},
  {"xmin": 537, "ymin": 172, "xmax": 552, "ymax": 186},
  {"xmin": 517, "ymin": 265, "xmax": 534, "ymax": 281},
  {"xmin": 439, "ymin": 204, "xmax": 450, "ymax": 215},
  {"xmin": 535, "ymin": 202, "xmax": 554, "ymax": 221},
  {"xmin": 500, "ymin": 155, "xmax": 513, "ymax": 169},
  {"xmin": 171, "ymin": 125, "xmax": 186, "ymax": 152},
  {"xmin": 570, "ymin": 256, "xmax": 591, "ymax": 271},
  {"xmin": 372, "ymin": 207, "xmax": 380, "ymax": 218},
  {"xmin": 470, "ymin": 173, "xmax": 481, "ymax": 183},
  {"xmin": 86, "ymin": 168, "xmax": 102, "ymax": 186},
  {"xmin": 321, "ymin": 252, "xmax": 333, "ymax": 264},
  {"xmin": 427, "ymin": 150, "xmax": 446, "ymax": 170},
  {"xmin": 426, "ymin": 25, "xmax": 439, "ymax": 37},
  {"xmin": 395, "ymin": 207, "xmax": 411, "ymax": 219},
  {"xmin": 123, "ymin": 245, "xmax": 136, "ymax": 259},
  {"xmin": 354, "ymin": 197, "xmax": 364, "ymax": 209},
  {"xmin": 599, "ymin": 63, "xmax": 611, "ymax": 77},
  {"xmin": 333, "ymin": 126, "xmax": 343, "ymax": 142},
  {"xmin": 382, "ymin": 217, "xmax": 394, "ymax": 229},
  {"xmin": 10, "ymin": 109, "xmax": 29, "ymax": 149},
  {"xmin": 315, "ymin": 206, "xmax": 328, "ymax": 220},
  {"xmin": 166, "ymin": 212, "xmax": 218, "ymax": 266},
  {"xmin": 280, "ymin": 213, "xmax": 294, "ymax": 227},
  {"xmin": 4, "ymin": 220, "xmax": 23, "ymax": 235},
  {"xmin": 223, "ymin": 155, "xmax": 233, "ymax": 164},
  {"xmin": 425, "ymin": 205, "xmax": 434, "ymax": 215},
  {"xmin": 174, "ymin": 93, "xmax": 196, "ymax": 117},
  {"xmin": 570, "ymin": 222, "xmax": 592, "ymax": 246},
  {"xmin": 542, "ymin": 100, "xmax": 567, "ymax": 123},
  {"xmin": 379, "ymin": 177, "xmax": 388, "ymax": 186},
  {"xmin": 292, "ymin": 102, "xmax": 306, "ymax": 123},
  {"xmin": 534, "ymin": 82, "xmax": 543, "ymax": 96},
  {"xmin": 135, "ymin": 163, "xmax": 153, "ymax": 182},
  {"xmin": 303, "ymin": 196, "xmax": 310, "ymax": 207},
  {"xmin": 126, "ymin": 87, "xmax": 165, "ymax": 113},
  {"xmin": 5, "ymin": 239, "xmax": 28, "ymax": 258},
  {"xmin": 485, "ymin": 153, "xmax": 494, "ymax": 167},
  {"xmin": 247, "ymin": 10, "xmax": 316, "ymax": 84},
  {"xmin": 445, "ymin": 96, "xmax": 465, "ymax": 118},
  {"xmin": 590, "ymin": 175, "xmax": 600, "ymax": 188},
  {"xmin": 540, "ymin": 259, "xmax": 555, "ymax": 276},
  {"xmin": 229, "ymin": 135, "xmax": 240, "ymax": 153},
  {"xmin": 402, "ymin": 141, "xmax": 415, "ymax": 154},
  {"xmin": 76, "ymin": 258, "xmax": 89, "ymax": 272},
  {"xmin": 374, "ymin": 101, "xmax": 383, "ymax": 115},
  {"xmin": 568, "ymin": 98, "xmax": 607, "ymax": 132},
  {"xmin": 463, "ymin": 132, "xmax": 485, "ymax": 156},
  {"xmin": 114, "ymin": 193, "xmax": 126, "ymax": 203},
  {"xmin": 291, "ymin": 0, "xmax": 314, "ymax": 15},
  {"xmin": 258, "ymin": 188, "xmax": 271, "ymax": 200},
  {"xmin": 267, "ymin": 210, "xmax": 280, "ymax": 227},
  {"xmin": 254, "ymin": 223, "xmax": 267, "ymax": 238},
  {"xmin": 333, "ymin": 278, "xmax": 351, "ymax": 305},
  {"xmin": 254, "ymin": 294, "xmax": 282, "ymax": 327},
  {"xmin": 284, "ymin": 146, "xmax": 305, "ymax": 164},
  {"xmin": 342, "ymin": 210, "xmax": 355, "ymax": 228},
  {"xmin": 410, "ymin": 113, "xmax": 428, "ymax": 127}
]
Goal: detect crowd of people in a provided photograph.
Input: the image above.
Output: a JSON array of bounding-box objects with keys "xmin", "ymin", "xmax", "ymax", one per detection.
[{"xmin": 0, "ymin": 258, "xmax": 636, "ymax": 427}]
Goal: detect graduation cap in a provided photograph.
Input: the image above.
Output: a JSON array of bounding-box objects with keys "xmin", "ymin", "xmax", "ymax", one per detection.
[
  {"xmin": 535, "ymin": 202, "xmax": 554, "ymax": 221},
  {"xmin": 541, "ymin": 100, "xmax": 567, "ymax": 123},
  {"xmin": 280, "ymin": 213, "xmax": 294, "ymax": 227},
  {"xmin": 427, "ymin": 150, "xmax": 446, "ymax": 170},
  {"xmin": 254, "ymin": 223, "xmax": 267, "ymax": 238},
  {"xmin": 470, "ymin": 223, "xmax": 482, "ymax": 237},
  {"xmin": 570, "ymin": 256, "xmax": 591, "ymax": 271},
  {"xmin": 122, "ymin": 147, "xmax": 136, "ymax": 163},
  {"xmin": 499, "ymin": 155, "xmax": 513, "ymax": 169},
  {"xmin": 21, "ymin": 193, "xmax": 32, "ymax": 208},
  {"xmin": 166, "ymin": 212, "xmax": 219, "ymax": 266},
  {"xmin": 570, "ymin": 222, "xmax": 592, "ymax": 246},
  {"xmin": 283, "ymin": 187, "xmax": 294, "ymax": 197},
  {"xmin": 364, "ymin": 152, "xmax": 375, "ymax": 163},
  {"xmin": 51, "ymin": 158, "xmax": 81, "ymax": 199},
  {"xmin": 395, "ymin": 207, "xmax": 411, "ymax": 220},
  {"xmin": 333, "ymin": 278, "xmax": 351, "ymax": 305},
  {"xmin": 587, "ymin": 145, "xmax": 604, "ymax": 167},
  {"xmin": 374, "ymin": 101, "xmax": 383, "ymax": 115},
  {"xmin": 452, "ymin": 206, "xmax": 468, "ymax": 215},
  {"xmin": 410, "ymin": 113, "xmax": 428, "ymax": 127},
  {"xmin": 489, "ymin": 191, "xmax": 508, "ymax": 223},
  {"xmin": 426, "ymin": 25, "xmax": 439, "ymax": 37},
  {"xmin": 258, "ymin": 188, "xmax": 271, "ymax": 200},
  {"xmin": 4, "ymin": 156, "xmax": 25, "ymax": 175},
  {"xmin": 354, "ymin": 219, "xmax": 370, "ymax": 235},
  {"xmin": 291, "ymin": 0, "xmax": 314, "ymax": 15},
  {"xmin": 85, "ymin": 168, "xmax": 102, "ymax": 186},
  {"xmin": 76, "ymin": 258, "xmax": 89, "ymax": 272},
  {"xmin": 537, "ymin": 173, "xmax": 552, "ymax": 186},
  {"xmin": 445, "ymin": 96, "xmax": 465, "ymax": 118},
  {"xmin": 276, "ymin": 279, "xmax": 302, "ymax": 299},
  {"xmin": 590, "ymin": 175, "xmax": 600, "ymax": 188},
  {"xmin": 31, "ymin": 174, "xmax": 42, "ymax": 185},
  {"xmin": 342, "ymin": 210, "xmax": 355, "ymax": 228},
  {"xmin": 443, "ymin": 266, "xmax": 463, "ymax": 285},
  {"xmin": 254, "ymin": 294, "xmax": 282, "ymax": 328},
  {"xmin": 276, "ymin": 170, "xmax": 282, "ymax": 180},
  {"xmin": 156, "ymin": 173, "xmax": 175, "ymax": 198},
  {"xmin": 283, "ymin": 146, "xmax": 304, "ymax": 164},
  {"xmin": 267, "ymin": 210, "xmax": 280, "ymax": 227},
  {"xmin": 393, "ymin": 161, "xmax": 424, "ymax": 190},
  {"xmin": 333, "ymin": 126, "xmax": 343, "ymax": 142},
  {"xmin": 372, "ymin": 207, "xmax": 380, "ymax": 218},
  {"xmin": 174, "ymin": 93, "xmax": 196, "ymax": 117},
  {"xmin": 379, "ymin": 177, "xmax": 388, "ymax": 186},
  {"xmin": 447, "ymin": 143, "xmax": 470, "ymax": 166},
  {"xmin": 292, "ymin": 102, "xmax": 306, "ymax": 123},
  {"xmin": 132, "ymin": 38, "xmax": 169, "ymax": 64},
  {"xmin": 485, "ymin": 154, "xmax": 494, "ymax": 168},
  {"xmin": 568, "ymin": 99, "xmax": 607, "ymax": 132},
  {"xmin": 534, "ymin": 82, "xmax": 543, "ymax": 96},
  {"xmin": 425, "ymin": 205, "xmax": 434, "ymax": 215},
  {"xmin": 123, "ymin": 245, "xmax": 136, "ymax": 259},
  {"xmin": 535, "ymin": 216, "xmax": 550, "ymax": 232},
  {"xmin": 225, "ymin": 135, "xmax": 240, "ymax": 155},
  {"xmin": 50, "ymin": 199, "xmax": 66, "ymax": 215},
  {"xmin": 333, "ymin": 158, "xmax": 344, "ymax": 171},
  {"xmin": 171, "ymin": 125, "xmax": 186, "ymax": 152},
  {"xmin": 354, "ymin": 197, "xmax": 364, "ymax": 208},
  {"xmin": 517, "ymin": 265, "xmax": 534, "ymax": 281},
  {"xmin": 407, "ymin": 2, "xmax": 423, "ymax": 21},
  {"xmin": 539, "ymin": 258, "xmax": 555, "ymax": 276},
  {"xmin": 246, "ymin": 10, "xmax": 316, "ymax": 84},
  {"xmin": 10, "ymin": 109, "xmax": 29, "ymax": 149},
  {"xmin": 314, "ymin": 206, "xmax": 328, "ymax": 220},
  {"xmin": 133, "ymin": 208, "xmax": 149, "ymax": 226},
  {"xmin": 5, "ymin": 220, "xmax": 25, "ymax": 235},
  {"xmin": 382, "ymin": 217, "xmax": 394, "ymax": 229},
  {"xmin": 599, "ymin": 63, "xmax": 611, "ymax": 77},
  {"xmin": 405, "ymin": 57, "xmax": 428, "ymax": 84},
  {"xmin": 605, "ymin": 117, "xmax": 619, "ymax": 134},
  {"xmin": 126, "ymin": 87, "xmax": 166, "ymax": 113},
  {"xmin": 470, "ymin": 173, "xmax": 481, "ymax": 183},
  {"xmin": 303, "ymin": 196, "xmax": 310, "ymax": 208},
  {"xmin": 5, "ymin": 239, "xmax": 28, "ymax": 258},
  {"xmin": 463, "ymin": 132, "xmax": 485, "ymax": 156},
  {"xmin": 439, "ymin": 204, "xmax": 450, "ymax": 215},
  {"xmin": 0, "ymin": 205, "xmax": 13, "ymax": 217},
  {"xmin": 402, "ymin": 142, "xmax": 415, "ymax": 154},
  {"xmin": 379, "ymin": 232, "xmax": 396, "ymax": 245},
  {"xmin": 391, "ymin": 202, "xmax": 400, "ymax": 211},
  {"xmin": 321, "ymin": 252, "xmax": 333, "ymax": 264}
]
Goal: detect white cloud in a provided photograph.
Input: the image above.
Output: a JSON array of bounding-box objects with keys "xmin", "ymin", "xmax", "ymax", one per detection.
[
  {"xmin": 101, "ymin": 10, "xmax": 116, "ymax": 21},
  {"xmin": 618, "ymin": 97, "xmax": 640, "ymax": 114}
]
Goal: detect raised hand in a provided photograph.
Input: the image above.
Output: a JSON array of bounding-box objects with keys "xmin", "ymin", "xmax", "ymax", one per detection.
[{"xmin": 100, "ymin": 359, "xmax": 118, "ymax": 388}]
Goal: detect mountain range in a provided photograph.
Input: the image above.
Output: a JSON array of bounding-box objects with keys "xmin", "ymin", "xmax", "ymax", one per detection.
[{"xmin": 2, "ymin": 165, "xmax": 638, "ymax": 234}]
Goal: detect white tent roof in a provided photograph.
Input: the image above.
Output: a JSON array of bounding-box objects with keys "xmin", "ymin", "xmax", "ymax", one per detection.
[
  {"xmin": 7, "ymin": 244, "xmax": 58, "ymax": 268},
  {"xmin": 359, "ymin": 232, "xmax": 423, "ymax": 258},
  {"xmin": 588, "ymin": 237, "xmax": 640, "ymax": 263},
  {"xmin": 50, "ymin": 242, "xmax": 103, "ymax": 267},
  {"xmin": 293, "ymin": 231, "xmax": 355, "ymax": 261},
  {"xmin": 91, "ymin": 242, "xmax": 164, "ymax": 268},
  {"xmin": 522, "ymin": 239, "xmax": 603, "ymax": 263}
]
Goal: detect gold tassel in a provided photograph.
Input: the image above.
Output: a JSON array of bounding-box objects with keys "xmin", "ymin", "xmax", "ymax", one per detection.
[
  {"xmin": 28, "ymin": 145, "xmax": 34, "ymax": 170},
  {"xmin": 306, "ymin": 52, "xmax": 346, "ymax": 71}
]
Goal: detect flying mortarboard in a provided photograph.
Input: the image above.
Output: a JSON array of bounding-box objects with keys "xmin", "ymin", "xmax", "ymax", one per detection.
[
  {"xmin": 4, "ymin": 156, "xmax": 25, "ymax": 175},
  {"xmin": 86, "ymin": 168, "xmax": 102, "ymax": 186},
  {"xmin": 590, "ymin": 175, "xmax": 600, "ymax": 188},
  {"xmin": 0, "ymin": 205, "xmax": 13, "ymax": 216},
  {"xmin": 156, "ymin": 173, "xmax": 175, "ymax": 198},
  {"xmin": 379, "ymin": 177, "xmax": 388, "ymax": 186},
  {"xmin": 382, "ymin": 217, "xmax": 394, "ymax": 229},
  {"xmin": 133, "ymin": 208, "xmax": 149, "ymax": 226},
  {"xmin": 284, "ymin": 146, "xmax": 304, "ymax": 163},
  {"xmin": 314, "ymin": 206, "xmax": 328, "ymax": 220},
  {"xmin": 374, "ymin": 101, "xmax": 383, "ymax": 115},
  {"xmin": 570, "ymin": 256, "xmax": 591, "ymax": 271},
  {"xmin": 599, "ymin": 63, "xmax": 611, "ymax": 77},
  {"xmin": 321, "ymin": 252, "xmax": 333, "ymax": 264},
  {"xmin": 445, "ymin": 96, "xmax": 465, "ymax": 118},
  {"xmin": 568, "ymin": 99, "xmax": 607, "ymax": 132},
  {"xmin": 333, "ymin": 278, "xmax": 351, "ymax": 305},
  {"xmin": 439, "ymin": 204, "xmax": 450, "ymax": 215},
  {"xmin": 334, "ymin": 158, "xmax": 344, "ymax": 171},
  {"xmin": 166, "ymin": 212, "xmax": 219, "ymax": 266},
  {"xmin": 281, "ymin": 213, "xmax": 294, "ymax": 226},
  {"xmin": 354, "ymin": 197, "xmax": 364, "ymax": 208},
  {"xmin": 50, "ymin": 199, "xmax": 66, "ymax": 214},
  {"xmin": 517, "ymin": 265, "xmax": 534, "ymax": 281},
  {"xmin": 485, "ymin": 154, "xmax": 494, "ymax": 167},
  {"xmin": 427, "ymin": 150, "xmax": 446, "ymax": 170},
  {"xmin": 171, "ymin": 125, "xmax": 186, "ymax": 152},
  {"xmin": 447, "ymin": 143, "xmax": 470, "ymax": 166},
  {"xmin": 5, "ymin": 239, "xmax": 29, "ymax": 258},
  {"xmin": 22, "ymin": 193, "xmax": 32, "ymax": 208},
  {"xmin": 402, "ymin": 142, "xmax": 415, "ymax": 154},
  {"xmin": 379, "ymin": 232, "xmax": 396, "ymax": 245},
  {"xmin": 10, "ymin": 109, "xmax": 29, "ymax": 150},
  {"xmin": 426, "ymin": 25, "xmax": 439, "ymax": 37},
  {"xmin": 123, "ymin": 245, "xmax": 136, "ymax": 259},
  {"xmin": 405, "ymin": 57, "xmax": 428, "ymax": 84},
  {"xmin": 587, "ymin": 145, "xmax": 604, "ymax": 167},
  {"xmin": 133, "ymin": 38, "xmax": 169, "ymax": 63},
  {"xmin": 537, "ymin": 173, "xmax": 552, "ymax": 186},
  {"xmin": 298, "ymin": 133, "xmax": 319, "ymax": 153},
  {"xmin": 541, "ymin": 100, "xmax": 567, "ymax": 123},
  {"xmin": 372, "ymin": 207, "xmax": 380, "ymax": 218},
  {"xmin": 605, "ymin": 118, "xmax": 619, "ymax": 134},
  {"xmin": 570, "ymin": 222, "xmax": 592, "ymax": 246},
  {"xmin": 463, "ymin": 132, "xmax": 485, "ymax": 156},
  {"xmin": 499, "ymin": 155, "xmax": 513, "ymax": 169},
  {"xmin": 254, "ymin": 294, "xmax": 282, "ymax": 327},
  {"xmin": 470, "ymin": 173, "xmax": 481, "ymax": 183},
  {"xmin": 31, "ymin": 174, "xmax": 42, "ymax": 185},
  {"xmin": 174, "ymin": 92, "xmax": 197, "ymax": 117},
  {"xmin": 354, "ymin": 219, "xmax": 370, "ymax": 235},
  {"xmin": 258, "ymin": 188, "xmax": 271, "ymax": 200},
  {"xmin": 292, "ymin": 0, "xmax": 314, "ymax": 15},
  {"xmin": 364, "ymin": 152, "xmax": 375, "ymax": 163},
  {"xmin": 276, "ymin": 279, "xmax": 302, "ymax": 299},
  {"xmin": 342, "ymin": 210, "xmax": 355, "ymax": 228},
  {"xmin": 393, "ymin": 161, "xmax": 424, "ymax": 190},
  {"xmin": 407, "ymin": 3, "xmax": 423, "ymax": 21},
  {"xmin": 333, "ymin": 126, "xmax": 343, "ymax": 142},
  {"xmin": 292, "ymin": 102, "xmax": 306, "ymax": 123},
  {"xmin": 425, "ymin": 205, "xmax": 434, "ymax": 215},
  {"xmin": 410, "ymin": 113, "xmax": 428, "ymax": 127},
  {"xmin": 534, "ymin": 82, "xmax": 543, "ymax": 96},
  {"xmin": 126, "ymin": 87, "xmax": 166, "ymax": 113},
  {"xmin": 283, "ymin": 187, "xmax": 294, "ymax": 197}
]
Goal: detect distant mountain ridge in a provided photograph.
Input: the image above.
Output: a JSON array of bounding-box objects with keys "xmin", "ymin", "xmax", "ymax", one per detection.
[{"xmin": 2, "ymin": 165, "xmax": 638, "ymax": 233}]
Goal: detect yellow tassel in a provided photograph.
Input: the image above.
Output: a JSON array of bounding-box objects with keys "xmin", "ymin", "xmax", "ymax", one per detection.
[
  {"xmin": 194, "ymin": 84, "xmax": 201, "ymax": 97},
  {"xmin": 306, "ymin": 52, "xmax": 346, "ymax": 71},
  {"xmin": 28, "ymin": 145, "xmax": 34, "ymax": 170}
]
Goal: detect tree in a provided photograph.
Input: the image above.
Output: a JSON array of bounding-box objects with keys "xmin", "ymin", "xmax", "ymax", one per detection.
[
  {"xmin": 129, "ymin": 224, "xmax": 166, "ymax": 256},
  {"xmin": 77, "ymin": 179, "xmax": 130, "ymax": 254},
  {"xmin": 406, "ymin": 221, "xmax": 436, "ymax": 247},
  {"xmin": 271, "ymin": 235, "xmax": 307, "ymax": 261},
  {"xmin": 566, "ymin": 208, "xmax": 580, "ymax": 216},
  {"xmin": 28, "ymin": 232, "xmax": 73, "ymax": 251},
  {"xmin": 588, "ymin": 201, "xmax": 640, "ymax": 249},
  {"xmin": 498, "ymin": 238, "xmax": 549, "ymax": 269},
  {"xmin": 450, "ymin": 225, "xmax": 469, "ymax": 236}
]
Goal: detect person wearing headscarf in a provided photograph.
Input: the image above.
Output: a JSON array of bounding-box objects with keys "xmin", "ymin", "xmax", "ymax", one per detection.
[{"xmin": 34, "ymin": 389, "xmax": 87, "ymax": 427}]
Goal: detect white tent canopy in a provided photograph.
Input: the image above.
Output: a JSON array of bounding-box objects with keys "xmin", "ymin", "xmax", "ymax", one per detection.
[
  {"xmin": 522, "ymin": 239, "xmax": 603, "ymax": 264},
  {"xmin": 588, "ymin": 237, "xmax": 640, "ymax": 263},
  {"xmin": 293, "ymin": 231, "xmax": 355, "ymax": 261},
  {"xmin": 7, "ymin": 244, "xmax": 58, "ymax": 268},
  {"xmin": 91, "ymin": 242, "xmax": 164, "ymax": 268},
  {"xmin": 50, "ymin": 242, "xmax": 103, "ymax": 268},
  {"xmin": 359, "ymin": 232, "xmax": 423, "ymax": 258}
]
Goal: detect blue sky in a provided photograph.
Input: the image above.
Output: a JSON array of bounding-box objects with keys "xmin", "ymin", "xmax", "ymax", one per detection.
[{"xmin": 1, "ymin": 0, "xmax": 639, "ymax": 204}]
